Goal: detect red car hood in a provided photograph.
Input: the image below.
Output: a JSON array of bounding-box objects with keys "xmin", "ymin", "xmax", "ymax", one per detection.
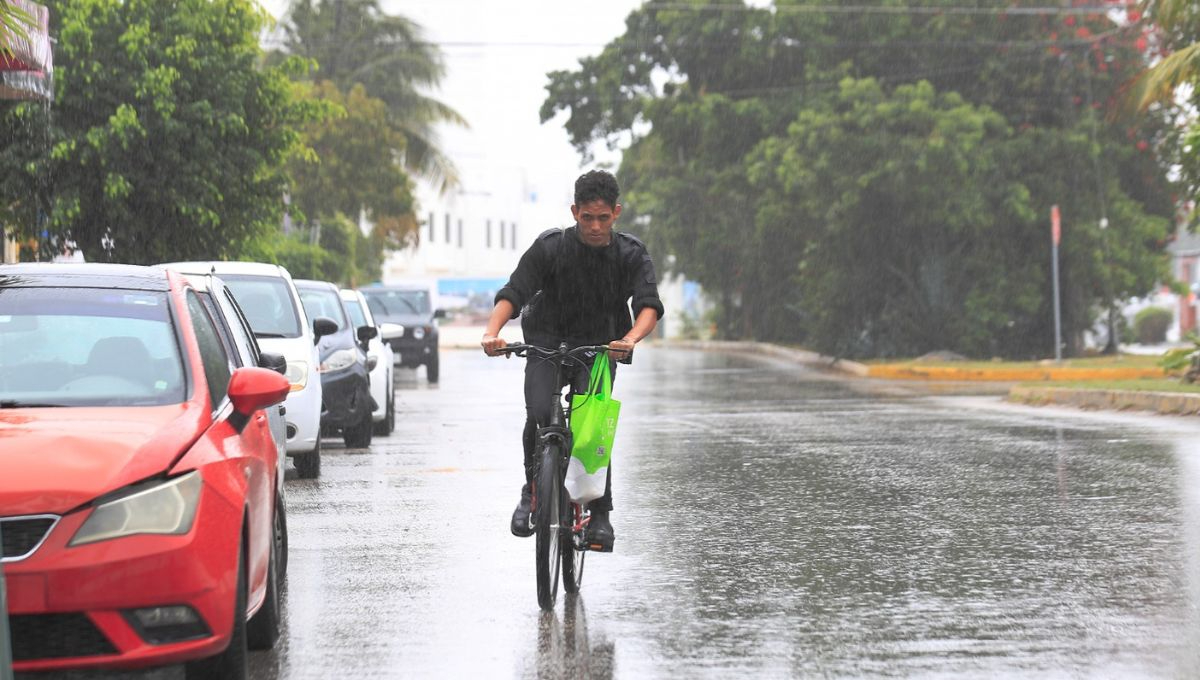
[{"xmin": 0, "ymin": 404, "xmax": 207, "ymax": 515}]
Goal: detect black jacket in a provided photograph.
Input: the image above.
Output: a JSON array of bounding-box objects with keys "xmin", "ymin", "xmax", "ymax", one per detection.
[{"xmin": 495, "ymin": 226, "xmax": 664, "ymax": 348}]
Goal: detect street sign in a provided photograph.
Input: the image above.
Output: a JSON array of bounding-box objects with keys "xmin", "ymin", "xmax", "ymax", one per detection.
[{"xmin": 1051, "ymin": 204, "xmax": 1063, "ymax": 362}]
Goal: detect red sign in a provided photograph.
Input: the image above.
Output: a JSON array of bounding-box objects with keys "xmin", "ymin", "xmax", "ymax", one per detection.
[{"xmin": 1051, "ymin": 205, "xmax": 1061, "ymax": 246}]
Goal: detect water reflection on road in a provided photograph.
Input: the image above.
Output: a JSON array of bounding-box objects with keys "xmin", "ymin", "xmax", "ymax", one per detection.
[{"xmin": 16, "ymin": 346, "xmax": 1200, "ymax": 678}]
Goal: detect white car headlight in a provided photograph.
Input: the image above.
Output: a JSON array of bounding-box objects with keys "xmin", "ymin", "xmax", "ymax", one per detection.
[
  {"xmin": 319, "ymin": 348, "xmax": 359, "ymax": 373},
  {"xmin": 70, "ymin": 472, "xmax": 202, "ymax": 546},
  {"xmin": 285, "ymin": 360, "xmax": 309, "ymax": 391},
  {"xmin": 411, "ymin": 326, "xmax": 426, "ymax": 340}
]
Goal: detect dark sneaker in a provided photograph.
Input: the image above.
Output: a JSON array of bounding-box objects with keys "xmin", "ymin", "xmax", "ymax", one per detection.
[
  {"xmin": 585, "ymin": 510, "xmax": 614, "ymax": 552},
  {"xmin": 510, "ymin": 484, "xmax": 533, "ymax": 537}
]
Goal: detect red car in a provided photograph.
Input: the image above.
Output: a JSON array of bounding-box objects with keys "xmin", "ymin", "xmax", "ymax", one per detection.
[{"xmin": 1, "ymin": 263, "xmax": 290, "ymax": 678}]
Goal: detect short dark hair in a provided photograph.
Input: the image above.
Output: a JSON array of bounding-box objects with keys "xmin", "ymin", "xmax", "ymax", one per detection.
[{"xmin": 574, "ymin": 170, "xmax": 620, "ymax": 208}]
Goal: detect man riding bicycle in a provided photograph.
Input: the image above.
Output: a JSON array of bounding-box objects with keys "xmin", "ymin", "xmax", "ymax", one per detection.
[{"xmin": 482, "ymin": 170, "xmax": 663, "ymax": 552}]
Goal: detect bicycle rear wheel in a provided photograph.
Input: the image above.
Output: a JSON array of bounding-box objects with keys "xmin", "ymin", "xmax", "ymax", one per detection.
[
  {"xmin": 562, "ymin": 500, "xmax": 585, "ymax": 593},
  {"xmin": 534, "ymin": 444, "xmax": 562, "ymax": 610}
]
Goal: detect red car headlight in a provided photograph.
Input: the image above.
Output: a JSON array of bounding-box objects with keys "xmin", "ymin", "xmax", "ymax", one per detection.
[{"xmin": 69, "ymin": 472, "xmax": 202, "ymax": 547}]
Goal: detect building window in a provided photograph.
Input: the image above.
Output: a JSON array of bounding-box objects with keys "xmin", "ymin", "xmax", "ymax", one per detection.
[
  {"xmin": 486, "ymin": 219, "xmax": 492, "ymax": 248},
  {"xmin": 457, "ymin": 219, "xmax": 463, "ymax": 248},
  {"xmin": 499, "ymin": 220, "xmax": 506, "ymax": 249},
  {"xmin": 444, "ymin": 214, "xmax": 451, "ymax": 243},
  {"xmin": 511, "ymin": 223, "xmax": 518, "ymax": 249},
  {"xmin": 427, "ymin": 212, "xmax": 434, "ymax": 242}
]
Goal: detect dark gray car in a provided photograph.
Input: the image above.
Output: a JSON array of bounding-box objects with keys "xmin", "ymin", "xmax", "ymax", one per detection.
[
  {"xmin": 294, "ymin": 279, "xmax": 376, "ymax": 447},
  {"xmin": 359, "ymin": 286, "xmax": 444, "ymax": 383}
]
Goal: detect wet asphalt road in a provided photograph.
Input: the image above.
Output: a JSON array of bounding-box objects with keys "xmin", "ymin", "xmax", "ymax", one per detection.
[{"xmin": 21, "ymin": 346, "xmax": 1200, "ymax": 678}]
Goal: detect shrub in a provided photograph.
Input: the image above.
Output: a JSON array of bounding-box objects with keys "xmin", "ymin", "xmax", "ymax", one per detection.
[{"xmin": 1133, "ymin": 307, "xmax": 1173, "ymax": 345}]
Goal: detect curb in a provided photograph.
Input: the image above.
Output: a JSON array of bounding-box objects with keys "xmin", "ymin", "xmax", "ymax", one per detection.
[
  {"xmin": 1007, "ymin": 385, "xmax": 1200, "ymax": 416},
  {"xmin": 865, "ymin": 365, "xmax": 1167, "ymax": 381}
]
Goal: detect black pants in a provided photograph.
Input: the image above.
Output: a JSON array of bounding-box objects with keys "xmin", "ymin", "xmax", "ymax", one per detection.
[{"xmin": 522, "ymin": 352, "xmax": 615, "ymax": 512}]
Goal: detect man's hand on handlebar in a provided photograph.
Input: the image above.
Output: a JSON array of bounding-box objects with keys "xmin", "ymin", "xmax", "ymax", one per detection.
[
  {"xmin": 482, "ymin": 333, "xmax": 509, "ymax": 357},
  {"xmin": 609, "ymin": 336, "xmax": 635, "ymax": 362}
]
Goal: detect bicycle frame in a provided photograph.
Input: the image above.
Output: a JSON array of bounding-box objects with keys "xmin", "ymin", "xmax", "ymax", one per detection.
[{"xmin": 498, "ymin": 342, "xmax": 608, "ymax": 609}]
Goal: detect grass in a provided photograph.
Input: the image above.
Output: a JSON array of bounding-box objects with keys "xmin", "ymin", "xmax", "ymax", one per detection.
[{"xmin": 1022, "ymin": 378, "xmax": 1200, "ymax": 393}]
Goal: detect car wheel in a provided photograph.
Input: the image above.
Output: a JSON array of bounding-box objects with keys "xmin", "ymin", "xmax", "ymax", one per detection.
[
  {"xmin": 247, "ymin": 501, "xmax": 282, "ymax": 650},
  {"xmin": 295, "ymin": 438, "xmax": 321, "ymax": 479},
  {"xmin": 276, "ymin": 495, "xmax": 289, "ymax": 578},
  {"xmin": 426, "ymin": 353, "xmax": 439, "ymax": 383},
  {"xmin": 343, "ymin": 408, "xmax": 373, "ymax": 448},
  {"xmin": 185, "ymin": 542, "xmax": 248, "ymax": 680},
  {"xmin": 374, "ymin": 386, "xmax": 395, "ymax": 436}
]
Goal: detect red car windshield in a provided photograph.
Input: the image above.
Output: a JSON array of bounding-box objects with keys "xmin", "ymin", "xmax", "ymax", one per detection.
[{"xmin": 0, "ymin": 288, "xmax": 186, "ymax": 407}]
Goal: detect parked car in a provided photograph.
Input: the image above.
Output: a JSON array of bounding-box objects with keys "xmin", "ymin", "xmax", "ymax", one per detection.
[
  {"xmin": 359, "ymin": 285, "xmax": 445, "ymax": 383},
  {"xmin": 294, "ymin": 279, "xmax": 375, "ymax": 448},
  {"xmin": 0, "ymin": 263, "xmax": 290, "ymax": 677},
  {"xmin": 340, "ymin": 288, "xmax": 401, "ymax": 436},
  {"xmin": 161, "ymin": 261, "xmax": 336, "ymax": 478},
  {"xmin": 182, "ymin": 272, "xmax": 290, "ymax": 487}
]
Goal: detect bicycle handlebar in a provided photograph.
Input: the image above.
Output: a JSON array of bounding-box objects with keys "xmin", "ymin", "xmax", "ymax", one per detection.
[{"xmin": 495, "ymin": 343, "xmax": 609, "ymax": 358}]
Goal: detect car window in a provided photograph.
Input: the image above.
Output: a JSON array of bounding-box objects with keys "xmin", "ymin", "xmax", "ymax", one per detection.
[
  {"xmin": 221, "ymin": 275, "xmax": 303, "ymax": 339},
  {"xmin": 216, "ymin": 287, "xmax": 260, "ymax": 368},
  {"xmin": 186, "ymin": 291, "xmax": 232, "ymax": 411},
  {"xmin": 298, "ymin": 287, "xmax": 349, "ymax": 331},
  {"xmin": 0, "ymin": 287, "xmax": 186, "ymax": 407},
  {"xmin": 197, "ymin": 290, "xmax": 248, "ymax": 370},
  {"xmin": 344, "ymin": 296, "xmax": 368, "ymax": 328},
  {"xmin": 361, "ymin": 289, "xmax": 430, "ymax": 316}
]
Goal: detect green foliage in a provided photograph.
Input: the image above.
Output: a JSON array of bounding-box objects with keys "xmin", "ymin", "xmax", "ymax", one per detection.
[
  {"xmin": 240, "ymin": 212, "xmax": 379, "ymax": 287},
  {"xmin": 268, "ymin": 0, "xmax": 464, "ymax": 190},
  {"xmin": 1130, "ymin": 0, "xmax": 1200, "ymax": 205},
  {"xmin": 1133, "ymin": 306, "xmax": 1173, "ymax": 344},
  {"xmin": 544, "ymin": 0, "xmax": 1176, "ymax": 358},
  {"xmin": 288, "ymin": 81, "xmax": 418, "ymax": 265},
  {"xmin": 0, "ymin": 0, "xmax": 316, "ymax": 265}
]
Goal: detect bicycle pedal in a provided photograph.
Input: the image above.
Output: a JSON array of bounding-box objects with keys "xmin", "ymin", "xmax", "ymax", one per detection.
[{"xmin": 587, "ymin": 539, "xmax": 614, "ymax": 553}]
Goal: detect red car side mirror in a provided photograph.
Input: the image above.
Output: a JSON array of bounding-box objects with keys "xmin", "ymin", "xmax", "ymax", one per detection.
[{"xmin": 228, "ymin": 367, "xmax": 290, "ymax": 417}]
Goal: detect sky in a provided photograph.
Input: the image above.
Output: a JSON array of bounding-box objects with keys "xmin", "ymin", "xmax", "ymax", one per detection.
[{"xmin": 262, "ymin": 0, "xmax": 643, "ymax": 209}]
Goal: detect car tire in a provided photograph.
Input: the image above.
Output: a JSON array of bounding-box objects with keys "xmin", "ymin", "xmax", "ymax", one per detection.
[
  {"xmin": 374, "ymin": 385, "xmax": 395, "ymax": 436},
  {"xmin": 276, "ymin": 495, "xmax": 289, "ymax": 578},
  {"xmin": 247, "ymin": 498, "xmax": 283, "ymax": 650},
  {"xmin": 295, "ymin": 438, "xmax": 321, "ymax": 479},
  {"xmin": 426, "ymin": 353, "xmax": 439, "ymax": 383},
  {"xmin": 343, "ymin": 408, "xmax": 373, "ymax": 448},
  {"xmin": 185, "ymin": 541, "xmax": 248, "ymax": 680}
]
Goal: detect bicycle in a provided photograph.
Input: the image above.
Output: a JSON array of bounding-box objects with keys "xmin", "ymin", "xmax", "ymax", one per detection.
[{"xmin": 496, "ymin": 342, "xmax": 611, "ymax": 610}]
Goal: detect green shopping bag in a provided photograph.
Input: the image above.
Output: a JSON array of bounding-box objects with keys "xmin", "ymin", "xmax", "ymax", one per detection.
[{"xmin": 566, "ymin": 352, "xmax": 620, "ymax": 504}]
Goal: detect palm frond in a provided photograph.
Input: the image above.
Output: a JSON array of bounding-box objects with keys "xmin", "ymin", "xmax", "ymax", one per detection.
[{"xmin": 1130, "ymin": 43, "xmax": 1200, "ymax": 112}]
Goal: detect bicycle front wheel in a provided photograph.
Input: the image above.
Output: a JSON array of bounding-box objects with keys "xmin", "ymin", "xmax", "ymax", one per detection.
[
  {"xmin": 534, "ymin": 445, "xmax": 562, "ymax": 610},
  {"xmin": 562, "ymin": 499, "xmax": 585, "ymax": 594}
]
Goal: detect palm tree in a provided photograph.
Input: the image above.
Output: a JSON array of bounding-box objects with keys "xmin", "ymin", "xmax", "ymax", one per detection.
[
  {"xmin": 0, "ymin": 2, "xmax": 33, "ymax": 57},
  {"xmin": 268, "ymin": 0, "xmax": 465, "ymax": 192},
  {"xmin": 1129, "ymin": 0, "xmax": 1200, "ymax": 112}
]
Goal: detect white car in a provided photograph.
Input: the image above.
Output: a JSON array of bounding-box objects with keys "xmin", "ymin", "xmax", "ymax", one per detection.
[
  {"xmin": 161, "ymin": 261, "xmax": 335, "ymax": 478},
  {"xmin": 340, "ymin": 288, "xmax": 399, "ymax": 436}
]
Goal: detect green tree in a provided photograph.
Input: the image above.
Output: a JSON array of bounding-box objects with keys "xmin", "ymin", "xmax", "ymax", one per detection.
[
  {"xmin": 0, "ymin": 0, "xmax": 316, "ymax": 264},
  {"xmin": 543, "ymin": 0, "xmax": 1175, "ymax": 357},
  {"xmin": 1127, "ymin": 0, "xmax": 1200, "ymax": 203},
  {"xmin": 288, "ymin": 81, "xmax": 417, "ymax": 254},
  {"xmin": 269, "ymin": 0, "xmax": 464, "ymax": 190}
]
